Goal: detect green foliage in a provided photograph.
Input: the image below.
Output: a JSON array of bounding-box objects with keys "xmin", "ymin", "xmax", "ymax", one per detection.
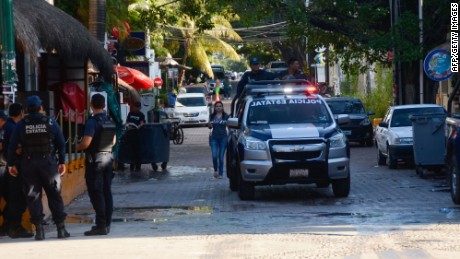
[
  {"xmin": 365, "ymin": 65, "xmax": 393, "ymax": 119},
  {"xmin": 56, "ymin": 0, "xmax": 131, "ymax": 32},
  {"xmin": 340, "ymin": 63, "xmax": 393, "ymax": 119},
  {"xmin": 237, "ymin": 43, "xmax": 282, "ymax": 66},
  {"xmin": 340, "ymin": 73, "xmax": 359, "ymax": 97},
  {"xmin": 217, "ymin": 59, "xmax": 247, "ymax": 73}
]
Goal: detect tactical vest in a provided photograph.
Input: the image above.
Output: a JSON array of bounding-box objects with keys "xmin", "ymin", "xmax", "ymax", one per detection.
[
  {"xmin": 88, "ymin": 115, "xmax": 116, "ymax": 153},
  {"xmin": 22, "ymin": 115, "xmax": 53, "ymax": 154}
]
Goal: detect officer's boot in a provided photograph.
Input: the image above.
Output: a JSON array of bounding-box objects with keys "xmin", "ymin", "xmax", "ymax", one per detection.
[
  {"xmin": 7, "ymin": 222, "xmax": 34, "ymax": 238},
  {"xmin": 34, "ymin": 224, "xmax": 45, "ymax": 241},
  {"xmin": 56, "ymin": 223, "xmax": 70, "ymax": 238},
  {"xmin": 84, "ymin": 225, "xmax": 108, "ymax": 236}
]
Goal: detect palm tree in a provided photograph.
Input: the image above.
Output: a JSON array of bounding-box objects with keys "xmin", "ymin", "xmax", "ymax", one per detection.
[
  {"xmin": 57, "ymin": 0, "xmax": 131, "ymax": 41},
  {"xmin": 171, "ymin": 14, "xmax": 242, "ymax": 84},
  {"xmin": 128, "ymin": 0, "xmax": 242, "ymax": 85}
]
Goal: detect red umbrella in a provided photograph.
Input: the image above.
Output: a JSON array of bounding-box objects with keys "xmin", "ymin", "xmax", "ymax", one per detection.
[{"xmin": 115, "ymin": 65, "xmax": 154, "ymax": 90}]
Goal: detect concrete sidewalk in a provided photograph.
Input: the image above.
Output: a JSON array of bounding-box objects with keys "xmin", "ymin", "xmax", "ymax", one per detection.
[
  {"xmin": 0, "ymin": 125, "xmax": 244, "ymax": 257},
  {"xmin": 0, "ymin": 165, "xmax": 245, "ymax": 258}
]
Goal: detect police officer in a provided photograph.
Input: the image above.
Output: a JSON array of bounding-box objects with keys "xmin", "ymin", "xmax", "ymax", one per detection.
[
  {"xmin": 1, "ymin": 103, "xmax": 34, "ymax": 238},
  {"xmin": 126, "ymin": 101, "xmax": 145, "ymax": 172},
  {"xmin": 7, "ymin": 96, "xmax": 69, "ymax": 241},
  {"xmin": 235, "ymin": 57, "xmax": 276, "ymax": 99},
  {"xmin": 0, "ymin": 110, "xmax": 10, "ymax": 236},
  {"xmin": 77, "ymin": 94, "xmax": 116, "ymax": 236},
  {"xmin": 277, "ymin": 58, "xmax": 307, "ymax": 80}
]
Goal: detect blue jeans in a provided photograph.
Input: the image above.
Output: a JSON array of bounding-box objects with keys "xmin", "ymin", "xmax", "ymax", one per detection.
[{"xmin": 210, "ymin": 137, "xmax": 228, "ymax": 176}]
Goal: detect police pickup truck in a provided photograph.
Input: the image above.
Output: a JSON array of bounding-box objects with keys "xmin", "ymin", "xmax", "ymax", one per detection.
[{"xmin": 226, "ymin": 80, "xmax": 351, "ymax": 200}]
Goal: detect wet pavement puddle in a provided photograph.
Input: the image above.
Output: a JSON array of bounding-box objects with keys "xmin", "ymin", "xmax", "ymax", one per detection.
[{"xmin": 66, "ymin": 206, "xmax": 213, "ymax": 224}]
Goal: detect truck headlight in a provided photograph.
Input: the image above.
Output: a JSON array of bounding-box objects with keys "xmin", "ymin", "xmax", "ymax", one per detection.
[
  {"xmin": 243, "ymin": 136, "xmax": 266, "ymax": 150},
  {"xmin": 360, "ymin": 117, "xmax": 371, "ymax": 126},
  {"xmin": 330, "ymin": 133, "xmax": 346, "ymax": 148},
  {"xmin": 394, "ymin": 137, "xmax": 413, "ymax": 144}
]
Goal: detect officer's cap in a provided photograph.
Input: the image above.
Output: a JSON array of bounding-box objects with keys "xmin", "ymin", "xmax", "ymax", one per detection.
[
  {"xmin": 26, "ymin": 95, "xmax": 42, "ymax": 108},
  {"xmin": 249, "ymin": 57, "xmax": 260, "ymax": 65},
  {"xmin": 0, "ymin": 110, "xmax": 7, "ymax": 120}
]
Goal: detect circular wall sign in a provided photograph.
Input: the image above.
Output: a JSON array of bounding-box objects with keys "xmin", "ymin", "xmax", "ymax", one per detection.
[{"xmin": 424, "ymin": 49, "xmax": 454, "ymax": 81}]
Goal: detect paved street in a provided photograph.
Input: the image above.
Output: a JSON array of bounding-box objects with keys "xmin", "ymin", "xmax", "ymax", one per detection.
[{"xmin": 2, "ymin": 111, "xmax": 460, "ymax": 258}]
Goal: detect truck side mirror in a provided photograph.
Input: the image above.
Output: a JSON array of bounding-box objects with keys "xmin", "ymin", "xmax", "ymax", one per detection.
[
  {"xmin": 336, "ymin": 114, "xmax": 350, "ymax": 126},
  {"xmin": 227, "ymin": 118, "xmax": 240, "ymax": 129}
]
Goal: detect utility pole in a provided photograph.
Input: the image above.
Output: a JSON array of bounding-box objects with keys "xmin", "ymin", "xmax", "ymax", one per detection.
[
  {"xmin": 0, "ymin": 0, "xmax": 17, "ymax": 104},
  {"xmin": 390, "ymin": 0, "xmax": 403, "ymax": 105},
  {"xmin": 419, "ymin": 0, "xmax": 424, "ymax": 104}
]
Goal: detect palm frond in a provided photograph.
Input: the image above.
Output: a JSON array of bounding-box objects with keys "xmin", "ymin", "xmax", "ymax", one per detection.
[
  {"xmin": 189, "ymin": 42, "xmax": 213, "ymax": 77},
  {"xmin": 206, "ymin": 25, "xmax": 242, "ymax": 41},
  {"xmin": 199, "ymin": 36, "xmax": 240, "ymax": 61}
]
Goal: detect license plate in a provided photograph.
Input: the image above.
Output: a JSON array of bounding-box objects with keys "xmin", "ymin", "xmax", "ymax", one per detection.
[
  {"xmin": 289, "ymin": 169, "xmax": 309, "ymax": 178},
  {"xmin": 343, "ymin": 130, "xmax": 351, "ymax": 135}
]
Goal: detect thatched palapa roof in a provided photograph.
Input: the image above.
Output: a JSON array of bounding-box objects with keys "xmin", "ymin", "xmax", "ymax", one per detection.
[{"xmin": 13, "ymin": 0, "xmax": 114, "ymax": 81}]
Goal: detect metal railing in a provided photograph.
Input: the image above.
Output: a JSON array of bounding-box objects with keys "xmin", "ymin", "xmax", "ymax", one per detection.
[{"xmin": 54, "ymin": 109, "xmax": 89, "ymax": 172}]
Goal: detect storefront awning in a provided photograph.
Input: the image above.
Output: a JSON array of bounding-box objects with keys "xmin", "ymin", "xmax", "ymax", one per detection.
[{"xmin": 115, "ymin": 66, "xmax": 154, "ymax": 90}]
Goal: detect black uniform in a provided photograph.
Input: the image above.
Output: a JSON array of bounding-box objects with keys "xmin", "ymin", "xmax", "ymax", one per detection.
[
  {"xmin": 235, "ymin": 69, "xmax": 276, "ymax": 98},
  {"xmin": 7, "ymin": 113, "xmax": 67, "ymax": 226},
  {"xmin": 2, "ymin": 118, "xmax": 27, "ymax": 229},
  {"xmin": 125, "ymin": 110, "xmax": 145, "ymax": 171},
  {"xmin": 83, "ymin": 112, "xmax": 115, "ymax": 230}
]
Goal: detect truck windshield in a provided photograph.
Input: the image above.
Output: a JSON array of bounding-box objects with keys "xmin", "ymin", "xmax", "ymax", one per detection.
[
  {"xmin": 327, "ymin": 100, "xmax": 365, "ymax": 114},
  {"xmin": 247, "ymin": 98, "xmax": 332, "ymax": 125}
]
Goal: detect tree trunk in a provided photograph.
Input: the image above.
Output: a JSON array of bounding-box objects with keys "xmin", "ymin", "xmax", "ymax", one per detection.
[
  {"xmin": 88, "ymin": 0, "xmax": 106, "ymax": 43},
  {"xmin": 401, "ymin": 61, "xmax": 420, "ymax": 104},
  {"xmin": 178, "ymin": 37, "xmax": 192, "ymax": 87}
]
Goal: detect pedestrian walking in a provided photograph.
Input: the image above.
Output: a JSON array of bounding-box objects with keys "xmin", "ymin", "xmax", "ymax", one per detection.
[
  {"xmin": 207, "ymin": 101, "xmax": 229, "ymax": 179},
  {"xmin": 126, "ymin": 101, "xmax": 145, "ymax": 172},
  {"xmin": 7, "ymin": 96, "xmax": 70, "ymax": 241},
  {"xmin": 214, "ymin": 79, "xmax": 221, "ymax": 102},
  {"xmin": 0, "ymin": 104, "xmax": 33, "ymax": 238},
  {"xmin": 77, "ymin": 93, "xmax": 116, "ymax": 236},
  {"xmin": 223, "ymin": 76, "xmax": 232, "ymax": 99}
]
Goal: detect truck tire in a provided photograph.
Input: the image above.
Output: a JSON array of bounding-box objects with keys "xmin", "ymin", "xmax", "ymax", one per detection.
[
  {"xmin": 377, "ymin": 148, "xmax": 386, "ymax": 166},
  {"xmin": 332, "ymin": 174, "xmax": 350, "ymax": 197},
  {"xmin": 386, "ymin": 146, "xmax": 397, "ymax": 169},
  {"xmin": 238, "ymin": 172, "xmax": 255, "ymax": 200},
  {"xmin": 448, "ymin": 153, "xmax": 460, "ymax": 204},
  {"xmin": 226, "ymin": 152, "xmax": 238, "ymax": 191}
]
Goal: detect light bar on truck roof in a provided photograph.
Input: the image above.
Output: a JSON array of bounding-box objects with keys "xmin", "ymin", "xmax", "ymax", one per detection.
[{"xmin": 245, "ymin": 80, "xmax": 317, "ymax": 96}]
